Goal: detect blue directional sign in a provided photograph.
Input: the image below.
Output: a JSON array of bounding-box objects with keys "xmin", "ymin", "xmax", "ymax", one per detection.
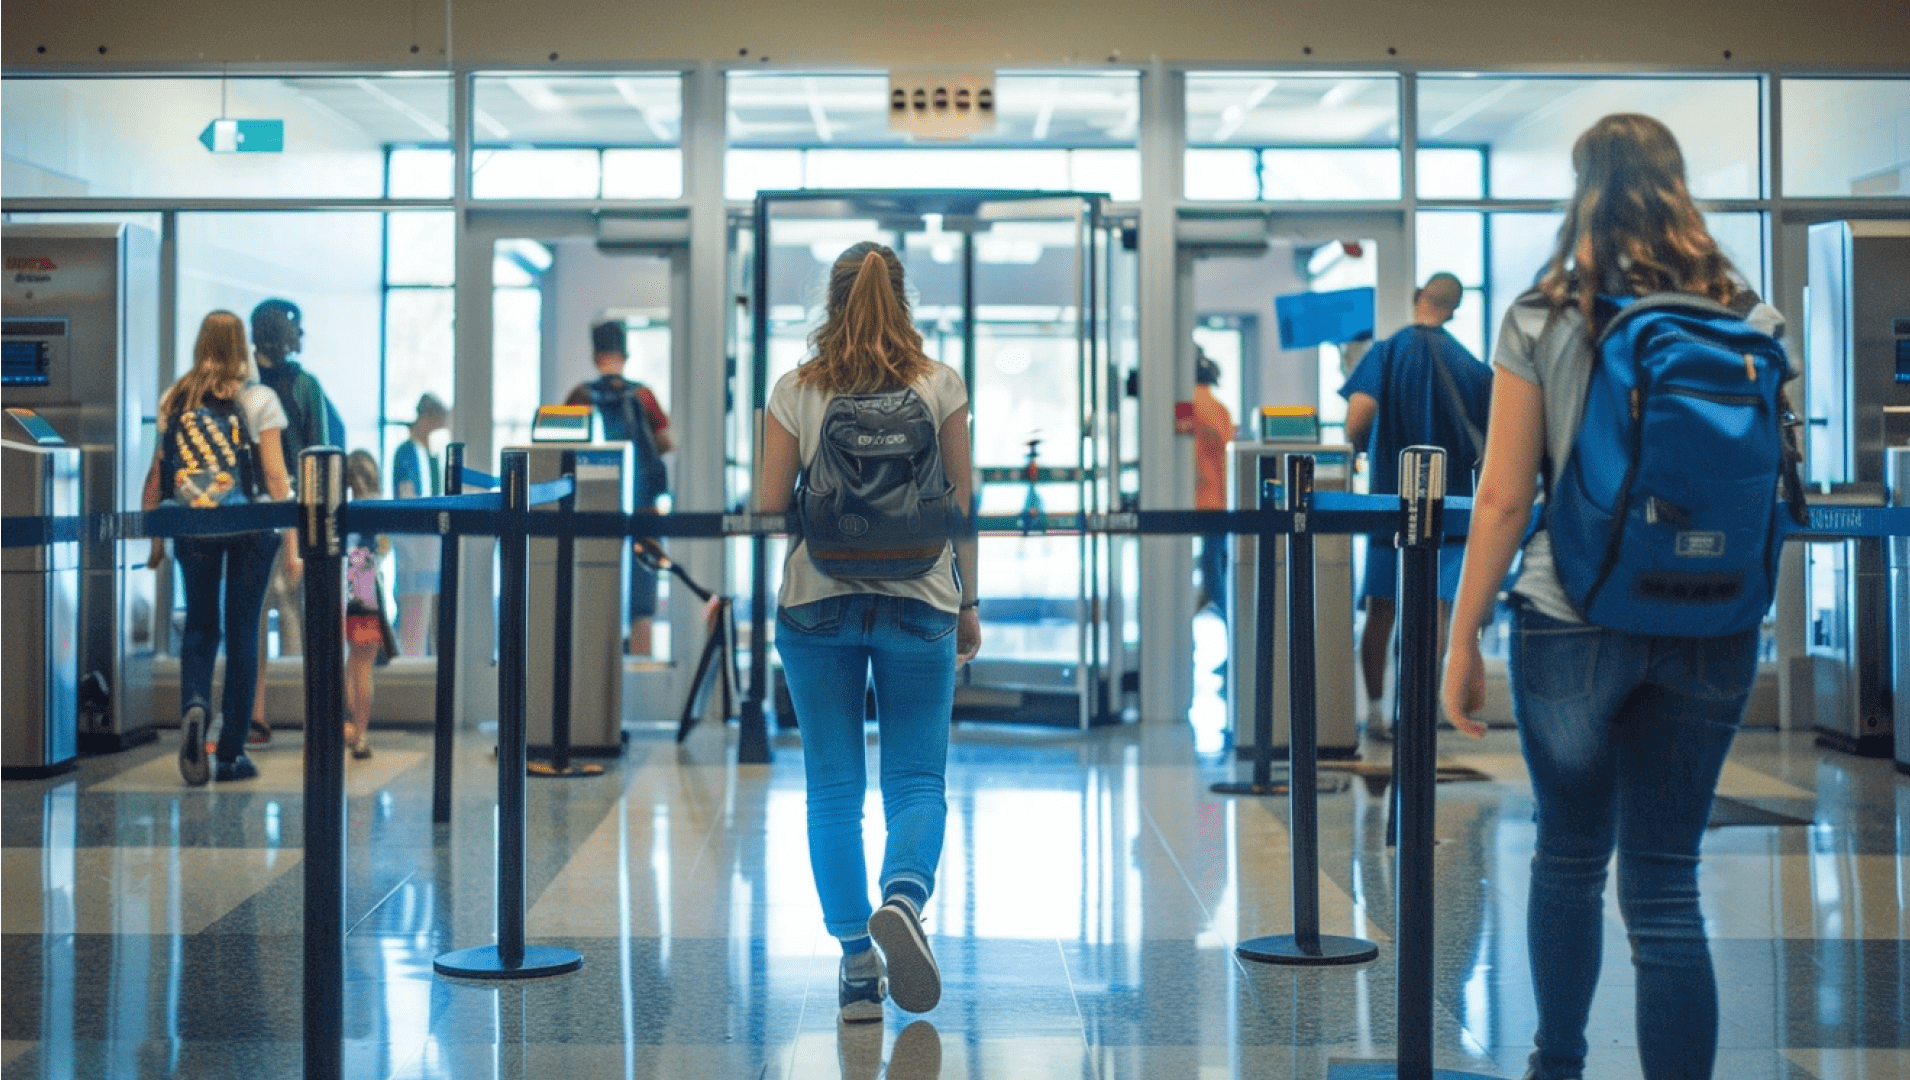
[
  {"xmin": 197, "ymin": 118, "xmax": 285, "ymax": 153},
  {"xmin": 1275, "ymin": 286, "xmax": 1375, "ymax": 350}
]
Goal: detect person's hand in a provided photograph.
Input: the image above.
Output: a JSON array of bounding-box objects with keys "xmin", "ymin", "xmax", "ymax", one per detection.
[
  {"xmin": 1441, "ymin": 632, "xmax": 1490, "ymax": 739},
  {"xmin": 956, "ymin": 607, "xmax": 982, "ymax": 667},
  {"xmin": 146, "ymin": 538, "xmax": 166, "ymax": 570}
]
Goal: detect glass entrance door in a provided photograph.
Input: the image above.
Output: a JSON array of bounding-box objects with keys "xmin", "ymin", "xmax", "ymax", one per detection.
[{"xmin": 747, "ymin": 190, "xmax": 1127, "ymax": 727}]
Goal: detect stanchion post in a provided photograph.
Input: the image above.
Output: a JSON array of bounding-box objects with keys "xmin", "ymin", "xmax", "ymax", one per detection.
[
  {"xmin": 431, "ymin": 442, "xmax": 463, "ymax": 825},
  {"xmin": 434, "ymin": 450, "xmax": 583, "ymax": 981},
  {"xmin": 298, "ymin": 448, "xmax": 346, "ymax": 1080},
  {"xmin": 1239, "ymin": 455, "xmax": 1378, "ymax": 967},
  {"xmin": 1325, "ymin": 447, "xmax": 1491, "ymax": 1080},
  {"xmin": 1211, "ymin": 453, "xmax": 1283, "ymax": 797}
]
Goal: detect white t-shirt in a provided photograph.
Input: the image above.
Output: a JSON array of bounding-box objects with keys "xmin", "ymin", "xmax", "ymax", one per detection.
[
  {"xmin": 767, "ymin": 362, "xmax": 969, "ymax": 613},
  {"xmin": 157, "ymin": 382, "xmax": 289, "ymax": 447}
]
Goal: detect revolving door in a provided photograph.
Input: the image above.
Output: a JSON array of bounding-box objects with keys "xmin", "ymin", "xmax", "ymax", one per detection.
[{"xmin": 746, "ymin": 191, "xmax": 1136, "ymax": 727}]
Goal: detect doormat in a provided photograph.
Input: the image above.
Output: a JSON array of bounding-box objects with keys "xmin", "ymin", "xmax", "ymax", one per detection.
[{"xmin": 1708, "ymin": 796, "xmax": 1812, "ymax": 828}]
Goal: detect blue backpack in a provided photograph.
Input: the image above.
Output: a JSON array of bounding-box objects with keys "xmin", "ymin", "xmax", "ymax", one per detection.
[{"xmin": 1545, "ymin": 293, "xmax": 1808, "ymax": 637}]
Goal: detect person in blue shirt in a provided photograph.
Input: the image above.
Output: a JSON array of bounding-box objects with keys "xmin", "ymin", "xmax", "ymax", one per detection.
[
  {"xmin": 391, "ymin": 393, "xmax": 449, "ymax": 657},
  {"xmin": 1339, "ymin": 272, "xmax": 1491, "ymax": 741}
]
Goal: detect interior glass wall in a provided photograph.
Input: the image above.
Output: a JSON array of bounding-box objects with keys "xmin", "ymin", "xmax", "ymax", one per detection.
[
  {"xmin": 469, "ymin": 74, "xmax": 683, "ymax": 199},
  {"xmin": 2, "ymin": 76, "xmax": 452, "ymax": 198},
  {"xmin": 1184, "ymin": 74, "xmax": 1401, "ymax": 200},
  {"xmin": 1780, "ymin": 78, "xmax": 1910, "ymax": 197},
  {"xmin": 726, "ymin": 73, "xmax": 1142, "ymax": 200}
]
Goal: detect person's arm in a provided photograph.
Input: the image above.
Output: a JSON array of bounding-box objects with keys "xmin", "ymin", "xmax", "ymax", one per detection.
[
  {"xmin": 755, "ymin": 412, "xmax": 800, "ymax": 516},
  {"xmin": 939, "ymin": 405, "xmax": 982, "ymax": 666},
  {"xmin": 1440, "ymin": 366, "xmax": 1544, "ymax": 738},
  {"xmin": 256, "ymin": 427, "xmax": 303, "ymax": 581},
  {"xmin": 640, "ymin": 387, "xmax": 675, "ymax": 453},
  {"xmin": 143, "ymin": 439, "xmax": 165, "ymax": 568},
  {"xmin": 1343, "ymin": 392, "xmax": 1378, "ymax": 455}
]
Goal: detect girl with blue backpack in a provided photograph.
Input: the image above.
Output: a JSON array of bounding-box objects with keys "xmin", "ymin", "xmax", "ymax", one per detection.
[
  {"xmin": 1443, "ymin": 114, "xmax": 1795, "ymax": 1080},
  {"xmin": 757, "ymin": 242, "xmax": 981, "ymax": 1023}
]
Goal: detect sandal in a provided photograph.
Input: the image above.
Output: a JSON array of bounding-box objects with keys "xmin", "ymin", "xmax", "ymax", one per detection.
[
  {"xmin": 350, "ymin": 728, "xmax": 373, "ymax": 760},
  {"xmin": 248, "ymin": 719, "xmax": 272, "ymax": 745}
]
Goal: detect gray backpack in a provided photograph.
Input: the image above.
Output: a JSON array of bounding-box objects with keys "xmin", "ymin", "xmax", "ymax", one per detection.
[{"xmin": 795, "ymin": 389, "xmax": 958, "ymax": 580}]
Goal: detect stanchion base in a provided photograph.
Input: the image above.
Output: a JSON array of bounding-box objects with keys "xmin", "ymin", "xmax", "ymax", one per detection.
[
  {"xmin": 527, "ymin": 760, "xmax": 605, "ymax": 778},
  {"xmin": 1326, "ymin": 1062, "xmax": 1497, "ymax": 1079},
  {"xmin": 1237, "ymin": 933, "xmax": 1379, "ymax": 967},
  {"xmin": 433, "ymin": 944, "xmax": 584, "ymax": 981},
  {"xmin": 1210, "ymin": 779, "xmax": 1288, "ymax": 796}
]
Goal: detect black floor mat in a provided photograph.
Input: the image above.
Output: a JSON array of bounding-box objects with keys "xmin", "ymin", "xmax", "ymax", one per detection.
[{"xmin": 1708, "ymin": 796, "xmax": 1812, "ymax": 828}]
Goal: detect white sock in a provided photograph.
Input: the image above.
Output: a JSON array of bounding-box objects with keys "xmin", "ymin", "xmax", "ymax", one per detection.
[{"xmin": 1367, "ymin": 702, "xmax": 1387, "ymax": 729}]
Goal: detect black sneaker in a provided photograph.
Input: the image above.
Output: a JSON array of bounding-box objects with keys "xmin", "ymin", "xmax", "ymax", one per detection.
[
  {"xmin": 179, "ymin": 705, "xmax": 210, "ymax": 786},
  {"xmin": 868, "ymin": 898, "xmax": 940, "ymax": 1013},
  {"xmin": 214, "ymin": 754, "xmax": 259, "ymax": 782},
  {"xmin": 838, "ymin": 949, "xmax": 886, "ymax": 1023}
]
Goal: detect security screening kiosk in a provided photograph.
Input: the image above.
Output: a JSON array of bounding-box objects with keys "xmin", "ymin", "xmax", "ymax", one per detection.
[
  {"xmin": 520, "ymin": 404, "xmax": 630, "ymax": 756},
  {"xmin": 1803, "ymin": 221, "xmax": 1910, "ymax": 759},
  {"xmin": 2, "ymin": 409, "xmax": 81, "ymax": 778},
  {"xmin": 1227, "ymin": 432, "xmax": 1358, "ymax": 759},
  {"xmin": 1, "ymin": 223, "xmax": 159, "ymax": 754}
]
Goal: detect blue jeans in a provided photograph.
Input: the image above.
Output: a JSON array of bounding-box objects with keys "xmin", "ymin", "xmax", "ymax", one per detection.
[
  {"xmin": 176, "ymin": 531, "xmax": 281, "ymax": 762},
  {"xmin": 1509, "ymin": 602, "xmax": 1757, "ymax": 1080},
  {"xmin": 776, "ymin": 594, "xmax": 957, "ymax": 942}
]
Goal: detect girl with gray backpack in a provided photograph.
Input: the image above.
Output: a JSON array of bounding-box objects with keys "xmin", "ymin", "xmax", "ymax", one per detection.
[
  {"xmin": 1442, "ymin": 114, "xmax": 1796, "ymax": 1080},
  {"xmin": 756, "ymin": 241, "xmax": 981, "ymax": 1023}
]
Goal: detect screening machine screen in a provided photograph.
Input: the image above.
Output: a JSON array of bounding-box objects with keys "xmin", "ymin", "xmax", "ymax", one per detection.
[{"xmin": 1, "ymin": 340, "xmax": 51, "ymax": 387}]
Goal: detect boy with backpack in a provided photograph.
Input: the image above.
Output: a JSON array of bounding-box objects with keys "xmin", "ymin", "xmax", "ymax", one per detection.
[{"xmin": 565, "ymin": 320, "xmax": 674, "ymax": 655}]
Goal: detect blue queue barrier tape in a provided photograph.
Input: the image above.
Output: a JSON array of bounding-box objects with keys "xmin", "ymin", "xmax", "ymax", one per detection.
[
  {"xmin": 460, "ymin": 466, "xmax": 500, "ymax": 491},
  {"xmin": 430, "ymin": 443, "xmax": 465, "ymax": 826},
  {"xmin": 297, "ymin": 449, "xmax": 348, "ymax": 1080}
]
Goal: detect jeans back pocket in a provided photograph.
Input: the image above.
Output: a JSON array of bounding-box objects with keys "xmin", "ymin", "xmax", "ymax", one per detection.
[{"xmin": 778, "ymin": 596, "xmax": 846, "ymax": 636}]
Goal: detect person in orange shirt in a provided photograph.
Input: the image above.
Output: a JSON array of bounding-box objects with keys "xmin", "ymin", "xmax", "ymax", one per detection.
[{"xmin": 1192, "ymin": 349, "xmax": 1235, "ymax": 615}]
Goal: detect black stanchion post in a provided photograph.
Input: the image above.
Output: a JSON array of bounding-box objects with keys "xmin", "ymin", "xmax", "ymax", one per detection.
[
  {"xmin": 430, "ymin": 442, "xmax": 463, "ymax": 825},
  {"xmin": 299, "ymin": 448, "xmax": 346, "ymax": 1080},
  {"xmin": 1212, "ymin": 452, "xmax": 1284, "ymax": 797},
  {"xmin": 738, "ymin": 194, "xmax": 774, "ymax": 767},
  {"xmin": 1327, "ymin": 446, "xmax": 1489, "ymax": 1080},
  {"xmin": 530, "ymin": 450, "xmax": 600, "ymax": 779},
  {"xmin": 1239, "ymin": 454, "xmax": 1378, "ymax": 967},
  {"xmin": 434, "ymin": 450, "xmax": 583, "ymax": 981}
]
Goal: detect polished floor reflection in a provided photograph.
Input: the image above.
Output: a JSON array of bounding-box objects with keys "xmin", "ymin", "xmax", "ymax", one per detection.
[{"xmin": 3, "ymin": 714, "xmax": 1906, "ymax": 1079}]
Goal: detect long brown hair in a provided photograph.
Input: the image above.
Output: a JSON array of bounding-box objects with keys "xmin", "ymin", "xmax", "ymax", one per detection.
[
  {"xmin": 161, "ymin": 311, "xmax": 251, "ymax": 417},
  {"xmin": 1535, "ymin": 113, "xmax": 1741, "ymax": 329},
  {"xmin": 799, "ymin": 242, "xmax": 933, "ymax": 395}
]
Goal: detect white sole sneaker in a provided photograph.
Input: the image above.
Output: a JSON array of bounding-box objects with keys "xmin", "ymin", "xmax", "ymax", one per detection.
[{"xmin": 868, "ymin": 899, "xmax": 940, "ymax": 1013}]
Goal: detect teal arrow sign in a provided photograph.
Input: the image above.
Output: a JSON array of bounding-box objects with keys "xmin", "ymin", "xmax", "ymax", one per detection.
[{"xmin": 197, "ymin": 118, "xmax": 285, "ymax": 153}]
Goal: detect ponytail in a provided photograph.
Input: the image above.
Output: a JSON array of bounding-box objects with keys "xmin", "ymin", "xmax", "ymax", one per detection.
[{"xmin": 802, "ymin": 242, "xmax": 932, "ymax": 395}]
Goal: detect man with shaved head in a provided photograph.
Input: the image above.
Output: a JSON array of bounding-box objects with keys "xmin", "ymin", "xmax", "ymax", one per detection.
[{"xmin": 1339, "ymin": 272, "xmax": 1491, "ymax": 742}]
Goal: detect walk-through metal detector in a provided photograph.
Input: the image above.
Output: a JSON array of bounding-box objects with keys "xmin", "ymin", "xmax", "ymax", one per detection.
[{"xmin": 747, "ymin": 190, "xmax": 1134, "ymax": 728}]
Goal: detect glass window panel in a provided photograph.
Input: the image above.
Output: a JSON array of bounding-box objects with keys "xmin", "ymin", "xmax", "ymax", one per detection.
[
  {"xmin": 1485, "ymin": 212, "xmax": 1565, "ymax": 345},
  {"xmin": 1416, "ymin": 211, "xmax": 1485, "ymax": 286},
  {"xmin": 726, "ymin": 149, "xmax": 804, "ymax": 199},
  {"xmin": 1259, "ymin": 149, "xmax": 1401, "ymax": 200},
  {"xmin": 387, "ymin": 148, "xmax": 454, "ymax": 198},
  {"xmin": 1183, "ymin": 148, "xmax": 1259, "ymax": 201},
  {"xmin": 471, "ymin": 74, "xmax": 680, "ymax": 147},
  {"xmin": 1705, "ymin": 211, "xmax": 1766, "ymax": 293},
  {"xmin": 1447, "ymin": 289, "xmax": 1487, "ymax": 360},
  {"xmin": 726, "ymin": 72, "xmax": 1138, "ymax": 148},
  {"xmin": 0, "ymin": 76, "xmax": 450, "ymax": 199},
  {"xmin": 1781, "ymin": 78, "xmax": 1910, "ymax": 196},
  {"xmin": 601, "ymin": 148, "xmax": 684, "ymax": 199},
  {"xmin": 1418, "ymin": 77, "xmax": 1760, "ymax": 199},
  {"xmin": 470, "ymin": 148, "xmax": 600, "ymax": 199},
  {"xmin": 1417, "ymin": 147, "xmax": 1486, "ymax": 199},
  {"xmin": 176, "ymin": 212, "xmax": 385, "ymax": 452},
  {"xmin": 1069, "ymin": 149, "xmax": 1141, "ymax": 201},
  {"xmin": 384, "ymin": 288, "xmax": 455, "ymax": 421},
  {"xmin": 801, "ymin": 149, "xmax": 1071, "ymax": 189},
  {"xmin": 386, "ymin": 211, "xmax": 455, "ymax": 286},
  {"xmin": 491, "ymin": 286, "xmax": 543, "ymax": 460},
  {"xmin": 1185, "ymin": 74, "xmax": 1400, "ymax": 146}
]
